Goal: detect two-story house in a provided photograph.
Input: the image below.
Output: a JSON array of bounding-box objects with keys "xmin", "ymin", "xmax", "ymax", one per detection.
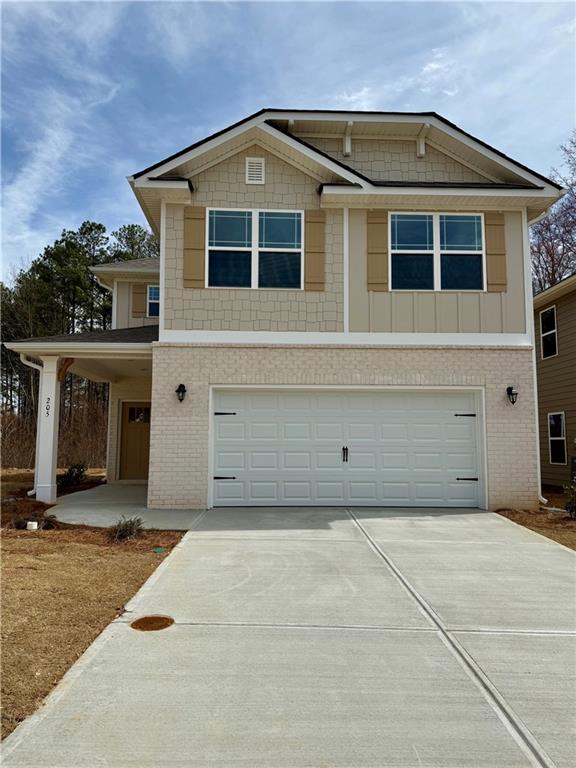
[
  {"xmin": 8, "ymin": 109, "xmax": 563, "ymax": 511},
  {"xmin": 533, "ymin": 273, "xmax": 576, "ymax": 490}
]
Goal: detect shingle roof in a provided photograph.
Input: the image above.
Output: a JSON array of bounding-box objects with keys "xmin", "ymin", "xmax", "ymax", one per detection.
[
  {"xmin": 91, "ymin": 258, "xmax": 159, "ymax": 273},
  {"xmin": 13, "ymin": 325, "xmax": 159, "ymax": 345},
  {"xmin": 131, "ymin": 108, "xmax": 562, "ymax": 190}
]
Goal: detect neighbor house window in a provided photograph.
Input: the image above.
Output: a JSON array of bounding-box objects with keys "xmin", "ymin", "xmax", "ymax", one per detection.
[
  {"xmin": 548, "ymin": 412, "xmax": 567, "ymax": 465},
  {"xmin": 147, "ymin": 285, "xmax": 160, "ymax": 317},
  {"xmin": 390, "ymin": 213, "xmax": 484, "ymax": 291},
  {"xmin": 207, "ymin": 209, "xmax": 302, "ymax": 289},
  {"xmin": 540, "ymin": 306, "xmax": 557, "ymax": 358}
]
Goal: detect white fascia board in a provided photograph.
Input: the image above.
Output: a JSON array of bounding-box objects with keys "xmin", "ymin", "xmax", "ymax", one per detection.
[
  {"xmin": 533, "ymin": 274, "xmax": 576, "ymax": 308},
  {"xmin": 321, "ymin": 185, "xmax": 552, "ymax": 197},
  {"xmin": 133, "ymin": 178, "xmax": 191, "ymax": 190},
  {"xmin": 257, "ymin": 123, "xmax": 369, "ymax": 187},
  {"xmin": 157, "ymin": 329, "xmax": 532, "ymax": 348},
  {"xmin": 129, "ymin": 117, "xmax": 369, "ymax": 187},
  {"xmin": 5, "ymin": 342, "xmax": 153, "ymax": 358},
  {"xmin": 265, "ymin": 112, "xmax": 559, "ymax": 192}
]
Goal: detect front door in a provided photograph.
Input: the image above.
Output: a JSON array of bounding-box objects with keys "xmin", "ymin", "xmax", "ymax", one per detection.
[{"xmin": 119, "ymin": 402, "xmax": 151, "ymax": 480}]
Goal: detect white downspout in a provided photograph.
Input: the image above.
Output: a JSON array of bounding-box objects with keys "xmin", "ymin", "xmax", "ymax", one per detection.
[{"xmin": 19, "ymin": 354, "xmax": 43, "ymax": 497}]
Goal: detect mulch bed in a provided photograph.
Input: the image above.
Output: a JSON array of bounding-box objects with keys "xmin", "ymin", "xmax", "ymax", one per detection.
[
  {"xmin": 1, "ymin": 519, "xmax": 183, "ymax": 739},
  {"xmin": 496, "ymin": 506, "xmax": 576, "ymax": 550}
]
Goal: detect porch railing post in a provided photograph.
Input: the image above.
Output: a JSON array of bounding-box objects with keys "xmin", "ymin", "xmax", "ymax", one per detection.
[{"xmin": 36, "ymin": 356, "xmax": 60, "ymax": 504}]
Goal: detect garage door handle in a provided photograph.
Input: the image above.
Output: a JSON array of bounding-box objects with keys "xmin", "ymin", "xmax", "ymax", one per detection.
[
  {"xmin": 342, "ymin": 446, "xmax": 348, "ymax": 462},
  {"xmin": 456, "ymin": 477, "xmax": 478, "ymax": 481},
  {"xmin": 214, "ymin": 476, "xmax": 237, "ymax": 480}
]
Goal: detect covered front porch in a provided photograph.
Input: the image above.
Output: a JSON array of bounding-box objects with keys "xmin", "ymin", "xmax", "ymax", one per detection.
[
  {"xmin": 53, "ymin": 483, "xmax": 203, "ymax": 529},
  {"xmin": 6, "ymin": 325, "xmax": 157, "ymax": 505}
]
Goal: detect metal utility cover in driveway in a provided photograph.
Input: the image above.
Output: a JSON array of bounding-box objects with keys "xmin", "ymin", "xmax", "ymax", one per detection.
[{"xmin": 3, "ymin": 507, "xmax": 575, "ymax": 768}]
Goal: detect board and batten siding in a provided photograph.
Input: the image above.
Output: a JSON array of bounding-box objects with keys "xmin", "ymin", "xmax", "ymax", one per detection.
[
  {"xmin": 348, "ymin": 210, "xmax": 527, "ymax": 334},
  {"xmin": 534, "ymin": 291, "xmax": 576, "ymax": 486}
]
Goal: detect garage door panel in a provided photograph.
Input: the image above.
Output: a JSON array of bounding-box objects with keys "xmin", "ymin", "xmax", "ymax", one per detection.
[
  {"xmin": 213, "ymin": 390, "xmax": 481, "ymax": 507},
  {"xmin": 249, "ymin": 423, "xmax": 278, "ymax": 440},
  {"xmin": 284, "ymin": 423, "xmax": 310, "ymax": 440}
]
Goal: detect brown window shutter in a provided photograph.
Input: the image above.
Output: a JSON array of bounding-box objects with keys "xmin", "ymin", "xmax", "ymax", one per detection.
[
  {"xmin": 485, "ymin": 212, "xmax": 507, "ymax": 292},
  {"xmin": 367, "ymin": 210, "xmax": 389, "ymax": 291},
  {"xmin": 304, "ymin": 209, "xmax": 325, "ymax": 291},
  {"xmin": 183, "ymin": 207, "xmax": 206, "ymax": 289},
  {"xmin": 131, "ymin": 284, "xmax": 147, "ymax": 318}
]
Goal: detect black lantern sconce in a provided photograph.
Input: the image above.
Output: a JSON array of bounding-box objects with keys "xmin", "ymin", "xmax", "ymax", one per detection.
[
  {"xmin": 175, "ymin": 384, "xmax": 187, "ymax": 403},
  {"xmin": 506, "ymin": 386, "xmax": 518, "ymax": 405}
]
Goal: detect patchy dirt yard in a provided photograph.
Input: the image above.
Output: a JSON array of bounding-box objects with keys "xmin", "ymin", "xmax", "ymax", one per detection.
[
  {"xmin": 1, "ymin": 468, "xmax": 106, "ymax": 499},
  {"xmin": 1, "ymin": 522, "xmax": 183, "ymax": 739},
  {"xmin": 497, "ymin": 506, "xmax": 576, "ymax": 551}
]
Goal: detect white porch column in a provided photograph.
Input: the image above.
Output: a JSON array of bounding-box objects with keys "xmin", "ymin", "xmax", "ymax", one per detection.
[{"xmin": 36, "ymin": 356, "xmax": 60, "ymax": 503}]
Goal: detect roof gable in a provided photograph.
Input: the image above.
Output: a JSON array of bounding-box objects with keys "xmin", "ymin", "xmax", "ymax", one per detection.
[{"xmin": 131, "ymin": 108, "xmax": 562, "ymax": 192}]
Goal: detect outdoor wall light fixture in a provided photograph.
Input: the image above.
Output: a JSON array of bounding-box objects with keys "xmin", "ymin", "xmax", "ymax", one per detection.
[
  {"xmin": 506, "ymin": 386, "xmax": 518, "ymax": 405},
  {"xmin": 175, "ymin": 384, "xmax": 187, "ymax": 403}
]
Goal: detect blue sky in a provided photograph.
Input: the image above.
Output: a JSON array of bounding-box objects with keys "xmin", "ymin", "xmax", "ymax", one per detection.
[{"xmin": 2, "ymin": 1, "xmax": 574, "ymax": 278}]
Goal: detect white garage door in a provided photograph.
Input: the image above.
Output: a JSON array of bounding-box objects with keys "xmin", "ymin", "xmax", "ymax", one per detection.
[{"xmin": 212, "ymin": 390, "xmax": 483, "ymax": 507}]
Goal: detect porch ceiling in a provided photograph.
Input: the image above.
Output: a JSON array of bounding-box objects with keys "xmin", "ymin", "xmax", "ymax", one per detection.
[{"xmin": 69, "ymin": 356, "xmax": 152, "ymax": 383}]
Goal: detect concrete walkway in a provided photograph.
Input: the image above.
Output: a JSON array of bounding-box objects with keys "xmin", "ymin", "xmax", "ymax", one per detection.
[
  {"xmin": 54, "ymin": 484, "xmax": 202, "ymax": 529},
  {"xmin": 3, "ymin": 508, "xmax": 575, "ymax": 767}
]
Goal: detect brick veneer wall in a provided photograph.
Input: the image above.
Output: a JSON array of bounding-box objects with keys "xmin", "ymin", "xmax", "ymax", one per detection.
[{"xmin": 147, "ymin": 344, "xmax": 538, "ymax": 510}]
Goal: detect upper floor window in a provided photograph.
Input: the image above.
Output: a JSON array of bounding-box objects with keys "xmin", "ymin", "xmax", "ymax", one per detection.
[
  {"xmin": 207, "ymin": 209, "xmax": 302, "ymax": 289},
  {"xmin": 147, "ymin": 285, "xmax": 160, "ymax": 317},
  {"xmin": 540, "ymin": 306, "xmax": 557, "ymax": 358},
  {"xmin": 548, "ymin": 412, "xmax": 566, "ymax": 465},
  {"xmin": 390, "ymin": 213, "xmax": 485, "ymax": 291}
]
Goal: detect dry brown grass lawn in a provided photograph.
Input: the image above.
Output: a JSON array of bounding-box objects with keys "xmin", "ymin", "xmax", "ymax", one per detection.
[
  {"xmin": 1, "ymin": 525, "xmax": 183, "ymax": 740},
  {"xmin": 1, "ymin": 468, "xmax": 106, "ymax": 498},
  {"xmin": 497, "ymin": 507, "xmax": 576, "ymax": 550}
]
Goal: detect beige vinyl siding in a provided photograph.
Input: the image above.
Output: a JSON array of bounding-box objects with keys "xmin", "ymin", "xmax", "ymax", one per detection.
[
  {"xmin": 106, "ymin": 377, "xmax": 153, "ymax": 483},
  {"xmin": 303, "ymin": 137, "xmax": 491, "ymax": 183},
  {"xmin": 163, "ymin": 147, "xmax": 344, "ymax": 331},
  {"xmin": 348, "ymin": 209, "xmax": 526, "ymax": 333},
  {"xmin": 114, "ymin": 281, "xmax": 160, "ymax": 329},
  {"xmin": 534, "ymin": 292, "xmax": 576, "ymax": 486}
]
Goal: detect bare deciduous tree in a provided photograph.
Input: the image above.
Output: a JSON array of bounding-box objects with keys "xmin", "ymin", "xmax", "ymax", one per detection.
[{"xmin": 531, "ymin": 132, "xmax": 576, "ymax": 293}]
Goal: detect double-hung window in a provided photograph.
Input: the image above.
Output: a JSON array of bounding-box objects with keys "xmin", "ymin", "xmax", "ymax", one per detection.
[
  {"xmin": 548, "ymin": 412, "xmax": 567, "ymax": 465},
  {"xmin": 390, "ymin": 213, "xmax": 485, "ymax": 291},
  {"xmin": 207, "ymin": 209, "xmax": 302, "ymax": 289},
  {"xmin": 147, "ymin": 285, "xmax": 160, "ymax": 317},
  {"xmin": 540, "ymin": 306, "xmax": 557, "ymax": 358}
]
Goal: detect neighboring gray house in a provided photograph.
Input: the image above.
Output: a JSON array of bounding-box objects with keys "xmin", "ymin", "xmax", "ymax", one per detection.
[
  {"xmin": 534, "ymin": 273, "xmax": 576, "ymax": 489},
  {"xmin": 7, "ymin": 109, "xmax": 564, "ymax": 511}
]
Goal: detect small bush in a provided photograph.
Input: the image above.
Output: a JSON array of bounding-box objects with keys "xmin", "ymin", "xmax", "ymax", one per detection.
[
  {"xmin": 107, "ymin": 516, "xmax": 145, "ymax": 543},
  {"xmin": 565, "ymin": 472, "xmax": 576, "ymax": 520},
  {"xmin": 57, "ymin": 463, "xmax": 87, "ymax": 488}
]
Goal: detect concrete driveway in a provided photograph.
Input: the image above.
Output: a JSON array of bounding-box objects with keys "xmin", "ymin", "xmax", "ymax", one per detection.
[{"xmin": 3, "ymin": 508, "xmax": 575, "ymax": 767}]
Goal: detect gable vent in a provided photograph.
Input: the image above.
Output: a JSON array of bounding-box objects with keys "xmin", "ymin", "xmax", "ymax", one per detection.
[{"xmin": 245, "ymin": 157, "xmax": 265, "ymax": 185}]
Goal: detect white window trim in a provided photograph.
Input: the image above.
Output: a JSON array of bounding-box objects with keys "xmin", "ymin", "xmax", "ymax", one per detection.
[
  {"xmin": 548, "ymin": 411, "xmax": 567, "ymax": 465},
  {"xmin": 539, "ymin": 305, "xmax": 558, "ymax": 359},
  {"xmin": 147, "ymin": 284, "xmax": 160, "ymax": 318},
  {"xmin": 205, "ymin": 208, "xmax": 304, "ymax": 290},
  {"xmin": 388, "ymin": 211, "xmax": 487, "ymax": 293}
]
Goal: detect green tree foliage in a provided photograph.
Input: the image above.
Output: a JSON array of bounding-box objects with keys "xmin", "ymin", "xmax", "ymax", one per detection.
[{"xmin": 1, "ymin": 221, "xmax": 158, "ymax": 465}]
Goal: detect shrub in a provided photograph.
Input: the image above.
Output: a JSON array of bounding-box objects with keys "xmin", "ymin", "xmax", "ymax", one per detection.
[
  {"xmin": 57, "ymin": 463, "xmax": 87, "ymax": 488},
  {"xmin": 565, "ymin": 471, "xmax": 576, "ymax": 520},
  {"xmin": 107, "ymin": 516, "xmax": 145, "ymax": 543}
]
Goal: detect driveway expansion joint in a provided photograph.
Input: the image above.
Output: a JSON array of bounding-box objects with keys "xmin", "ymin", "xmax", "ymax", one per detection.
[{"xmin": 345, "ymin": 508, "xmax": 558, "ymax": 768}]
